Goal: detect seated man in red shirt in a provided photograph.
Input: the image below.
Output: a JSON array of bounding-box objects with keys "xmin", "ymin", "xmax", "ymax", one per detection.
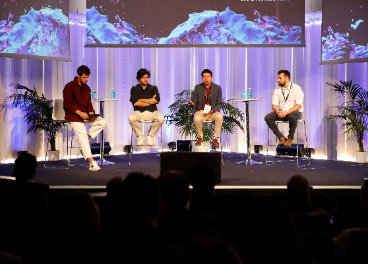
[
  {"xmin": 63, "ymin": 65, "xmax": 107, "ymax": 171},
  {"xmin": 189, "ymin": 69, "xmax": 223, "ymax": 147}
]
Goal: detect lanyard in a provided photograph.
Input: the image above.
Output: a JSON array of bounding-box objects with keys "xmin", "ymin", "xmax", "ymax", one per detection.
[
  {"xmin": 281, "ymin": 83, "xmax": 292, "ymax": 102},
  {"xmin": 205, "ymin": 94, "xmax": 210, "ymax": 104},
  {"xmin": 204, "ymin": 89, "xmax": 211, "ymax": 104}
]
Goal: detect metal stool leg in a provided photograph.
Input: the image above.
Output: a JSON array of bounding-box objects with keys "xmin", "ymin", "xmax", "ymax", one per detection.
[
  {"xmin": 129, "ymin": 127, "xmax": 133, "ymax": 166},
  {"xmin": 266, "ymin": 127, "xmax": 269, "ymax": 165},
  {"xmin": 161, "ymin": 126, "xmax": 163, "ymax": 154},
  {"xmin": 221, "ymin": 133, "xmax": 224, "ymax": 165},
  {"xmin": 44, "ymin": 121, "xmax": 69, "ymax": 169},
  {"xmin": 304, "ymin": 120, "xmax": 310, "ymax": 166},
  {"xmin": 296, "ymin": 124, "xmax": 299, "ymax": 167},
  {"xmin": 66, "ymin": 123, "xmax": 70, "ymax": 168}
]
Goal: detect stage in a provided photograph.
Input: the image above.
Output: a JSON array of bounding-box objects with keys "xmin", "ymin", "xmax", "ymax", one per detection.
[{"xmin": 0, "ymin": 152, "xmax": 367, "ymax": 188}]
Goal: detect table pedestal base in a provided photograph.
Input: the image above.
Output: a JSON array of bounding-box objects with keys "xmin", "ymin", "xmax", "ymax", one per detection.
[
  {"xmin": 237, "ymin": 159, "xmax": 263, "ymax": 165},
  {"xmin": 96, "ymin": 158, "xmax": 115, "ymax": 165}
]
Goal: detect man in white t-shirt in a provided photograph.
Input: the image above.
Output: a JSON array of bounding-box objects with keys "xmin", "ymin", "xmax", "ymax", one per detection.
[{"xmin": 264, "ymin": 70, "xmax": 304, "ymax": 147}]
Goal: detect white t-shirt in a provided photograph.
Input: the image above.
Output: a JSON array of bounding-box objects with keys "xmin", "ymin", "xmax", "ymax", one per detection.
[{"xmin": 271, "ymin": 82, "xmax": 304, "ymax": 112}]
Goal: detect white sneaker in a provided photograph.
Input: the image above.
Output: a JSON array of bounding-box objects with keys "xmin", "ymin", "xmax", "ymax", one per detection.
[
  {"xmin": 89, "ymin": 161, "xmax": 101, "ymax": 171},
  {"xmin": 147, "ymin": 135, "xmax": 154, "ymax": 145},
  {"xmin": 137, "ymin": 136, "xmax": 145, "ymax": 145}
]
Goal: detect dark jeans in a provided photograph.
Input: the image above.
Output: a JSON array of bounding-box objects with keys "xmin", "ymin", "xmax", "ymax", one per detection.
[{"xmin": 264, "ymin": 111, "xmax": 301, "ymax": 139}]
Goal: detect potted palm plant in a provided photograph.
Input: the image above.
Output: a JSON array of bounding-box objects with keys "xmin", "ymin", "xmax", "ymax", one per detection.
[
  {"xmin": 1, "ymin": 83, "xmax": 65, "ymax": 161},
  {"xmin": 323, "ymin": 80, "xmax": 368, "ymax": 163},
  {"xmin": 165, "ymin": 89, "xmax": 245, "ymax": 151}
]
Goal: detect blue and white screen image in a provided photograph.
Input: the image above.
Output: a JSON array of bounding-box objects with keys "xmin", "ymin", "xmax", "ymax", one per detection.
[
  {"xmin": 0, "ymin": 0, "xmax": 69, "ymax": 60},
  {"xmin": 86, "ymin": 0, "xmax": 305, "ymax": 47},
  {"xmin": 321, "ymin": 0, "xmax": 368, "ymax": 64}
]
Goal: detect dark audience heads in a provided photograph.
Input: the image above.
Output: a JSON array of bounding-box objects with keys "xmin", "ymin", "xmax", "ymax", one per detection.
[
  {"xmin": 360, "ymin": 179, "xmax": 368, "ymax": 209},
  {"xmin": 12, "ymin": 153, "xmax": 37, "ymax": 181},
  {"xmin": 190, "ymin": 163, "xmax": 216, "ymax": 194},
  {"xmin": 106, "ymin": 176, "xmax": 124, "ymax": 204},
  {"xmin": 57, "ymin": 191, "xmax": 100, "ymax": 235},
  {"xmin": 158, "ymin": 171, "xmax": 190, "ymax": 210},
  {"xmin": 170, "ymin": 237, "xmax": 243, "ymax": 264},
  {"xmin": 287, "ymin": 174, "xmax": 312, "ymax": 202},
  {"xmin": 242, "ymin": 195, "xmax": 310, "ymax": 264},
  {"xmin": 244, "ymin": 195, "xmax": 297, "ymax": 240},
  {"xmin": 120, "ymin": 172, "xmax": 161, "ymax": 225}
]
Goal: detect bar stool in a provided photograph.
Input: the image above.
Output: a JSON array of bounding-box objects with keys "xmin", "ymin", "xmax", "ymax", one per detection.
[
  {"xmin": 266, "ymin": 114, "xmax": 310, "ymax": 167},
  {"xmin": 44, "ymin": 121, "xmax": 85, "ymax": 169},
  {"xmin": 191, "ymin": 120, "xmax": 224, "ymax": 165},
  {"xmin": 44, "ymin": 100, "xmax": 84, "ymax": 169},
  {"xmin": 129, "ymin": 121, "xmax": 163, "ymax": 165}
]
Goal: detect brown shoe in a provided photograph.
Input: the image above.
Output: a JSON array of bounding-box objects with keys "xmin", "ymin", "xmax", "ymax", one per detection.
[
  {"xmin": 195, "ymin": 138, "xmax": 203, "ymax": 145},
  {"xmin": 212, "ymin": 139, "xmax": 219, "ymax": 147},
  {"xmin": 278, "ymin": 137, "xmax": 286, "ymax": 146},
  {"xmin": 284, "ymin": 137, "xmax": 293, "ymax": 147}
]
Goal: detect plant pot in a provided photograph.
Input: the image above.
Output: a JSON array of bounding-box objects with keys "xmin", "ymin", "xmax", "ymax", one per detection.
[
  {"xmin": 356, "ymin": 151, "xmax": 368, "ymax": 164},
  {"xmin": 191, "ymin": 141, "xmax": 211, "ymax": 152},
  {"xmin": 47, "ymin": 150, "xmax": 60, "ymax": 162}
]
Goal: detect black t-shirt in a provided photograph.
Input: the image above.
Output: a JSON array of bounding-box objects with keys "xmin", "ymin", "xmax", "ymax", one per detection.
[{"xmin": 130, "ymin": 84, "xmax": 160, "ymax": 112}]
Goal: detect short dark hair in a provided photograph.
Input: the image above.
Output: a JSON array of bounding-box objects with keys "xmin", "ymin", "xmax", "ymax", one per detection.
[
  {"xmin": 136, "ymin": 68, "xmax": 151, "ymax": 81},
  {"xmin": 77, "ymin": 65, "xmax": 90, "ymax": 76},
  {"xmin": 158, "ymin": 171, "xmax": 190, "ymax": 209},
  {"xmin": 190, "ymin": 163, "xmax": 216, "ymax": 193},
  {"xmin": 12, "ymin": 153, "xmax": 37, "ymax": 180},
  {"xmin": 201, "ymin": 69, "xmax": 212, "ymax": 77},
  {"xmin": 278, "ymin": 70, "xmax": 290, "ymax": 79},
  {"xmin": 120, "ymin": 173, "xmax": 161, "ymax": 222}
]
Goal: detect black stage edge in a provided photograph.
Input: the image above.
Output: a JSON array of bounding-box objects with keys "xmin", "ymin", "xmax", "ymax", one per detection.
[{"xmin": 0, "ymin": 153, "xmax": 367, "ymax": 187}]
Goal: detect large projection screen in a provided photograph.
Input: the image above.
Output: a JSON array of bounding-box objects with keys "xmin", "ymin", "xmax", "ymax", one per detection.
[
  {"xmin": 0, "ymin": 0, "xmax": 70, "ymax": 61},
  {"xmin": 321, "ymin": 0, "xmax": 368, "ymax": 65},
  {"xmin": 85, "ymin": 0, "xmax": 305, "ymax": 48}
]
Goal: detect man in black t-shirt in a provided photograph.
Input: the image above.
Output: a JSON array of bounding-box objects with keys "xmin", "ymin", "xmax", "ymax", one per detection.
[{"xmin": 129, "ymin": 69, "xmax": 165, "ymax": 145}]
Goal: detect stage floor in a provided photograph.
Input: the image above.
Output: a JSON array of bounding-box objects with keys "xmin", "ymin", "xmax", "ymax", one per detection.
[{"xmin": 0, "ymin": 153, "xmax": 367, "ymax": 188}]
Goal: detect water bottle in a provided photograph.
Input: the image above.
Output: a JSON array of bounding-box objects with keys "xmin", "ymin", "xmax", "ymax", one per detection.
[
  {"xmin": 241, "ymin": 89, "xmax": 245, "ymax": 99},
  {"xmin": 111, "ymin": 87, "xmax": 115, "ymax": 98},
  {"xmin": 91, "ymin": 88, "xmax": 94, "ymax": 99},
  {"xmin": 248, "ymin": 87, "xmax": 253, "ymax": 99}
]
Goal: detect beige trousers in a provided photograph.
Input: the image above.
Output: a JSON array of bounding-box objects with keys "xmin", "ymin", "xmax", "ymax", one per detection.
[
  {"xmin": 193, "ymin": 110, "xmax": 223, "ymax": 139},
  {"xmin": 70, "ymin": 117, "xmax": 107, "ymax": 160},
  {"xmin": 128, "ymin": 110, "xmax": 165, "ymax": 137}
]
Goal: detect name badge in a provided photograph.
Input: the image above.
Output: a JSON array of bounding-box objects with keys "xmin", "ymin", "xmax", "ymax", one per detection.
[{"xmin": 203, "ymin": 104, "xmax": 211, "ymax": 114}]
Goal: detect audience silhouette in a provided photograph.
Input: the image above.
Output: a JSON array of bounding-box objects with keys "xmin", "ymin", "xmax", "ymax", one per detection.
[
  {"xmin": 240, "ymin": 195, "xmax": 311, "ymax": 264},
  {"xmin": 0, "ymin": 153, "xmax": 52, "ymax": 211},
  {"xmin": 189, "ymin": 163, "xmax": 233, "ymax": 211},
  {"xmin": 1, "ymin": 157, "xmax": 367, "ymax": 264},
  {"xmin": 286, "ymin": 173, "xmax": 325, "ymax": 213},
  {"xmin": 84, "ymin": 172, "xmax": 175, "ymax": 264},
  {"xmin": 170, "ymin": 237, "xmax": 243, "ymax": 264}
]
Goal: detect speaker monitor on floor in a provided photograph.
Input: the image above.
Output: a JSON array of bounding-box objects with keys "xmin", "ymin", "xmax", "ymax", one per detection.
[
  {"xmin": 90, "ymin": 142, "xmax": 111, "ymax": 155},
  {"xmin": 160, "ymin": 152, "xmax": 221, "ymax": 184},
  {"xmin": 168, "ymin": 141, "xmax": 177, "ymax": 151},
  {"xmin": 254, "ymin": 145, "xmax": 263, "ymax": 153},
  {"xmin": 176, "ymin": 140, "xmax": 191, "ymax": 152},
  {"xmin": 276, "ymin": 144, "xmax": 306, "ymax": 157}
]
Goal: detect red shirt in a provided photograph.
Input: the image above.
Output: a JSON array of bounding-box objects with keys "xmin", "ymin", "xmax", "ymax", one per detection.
[
  {"xmin": 200, "ymin": 83, "xmax": 212, "ymax": 110},
  {"xmin": 63, "ymin": 77, "xmax": 95, "ymax": 122}
]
